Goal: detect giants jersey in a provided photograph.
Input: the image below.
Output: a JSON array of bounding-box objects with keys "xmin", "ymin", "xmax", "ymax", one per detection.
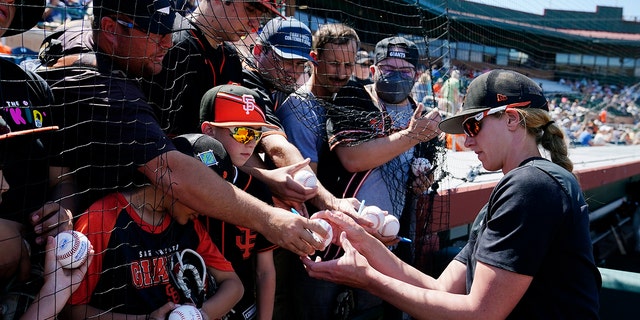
[
  {"xmin": 70, "ymin": 193, "xmax": 233, "ymax": 315},
  {"xmin": 200, "ymin": 171, "xmax": 277, "ymax": 316}
]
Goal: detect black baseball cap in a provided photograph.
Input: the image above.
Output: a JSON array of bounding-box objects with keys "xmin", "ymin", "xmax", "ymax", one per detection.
[
  {"xmin": 172, "ymin": 133, "xmax": 237, "ymax": 184},
  {"xmin": 438, "ymin": 69, "xmax": 549, "ymax": 134},
  {"xmin": 93, "ymin": 0, "xmax": 182, "ymax": 35},
  {"xmin": 0, "ymin": 108, "xmax": 58, "ymax": 141},
  {"xmin": 0, "ymin": 113, "xmax": 58, "ymax": 165},
  {"xmin": 374, "ymin": 36, "xmax": 419, "ymax": 67},
  {"xmin": 3, "ymin": 0, "xmax": 45, "ymax": 37}
]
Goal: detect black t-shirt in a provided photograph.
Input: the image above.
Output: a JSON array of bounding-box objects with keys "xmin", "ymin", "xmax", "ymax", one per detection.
[
  {"xmin": 322, "ymin": 80, "xmax": 438, "ymax": 197},
  {"xmin": 144, "ymin": 22, "xmax": 243, "ymax": 137},
  {"xmin": 36, "ymin": 23, "xmax": 175, "ymax": 210},
  {"xmin": 455, "ymin": 158, "xmax": 601, "ymax": 319},
  {"xmin": 241, "ymin": 67, "xmax": 285, "ymax": 129},
  {"xmin": 201, "ymin": 169, "xmax": 277, "ymax": 315},
  {"xmin": 0, "ymin": 58, "xmax": 55, "ymax": 224}
]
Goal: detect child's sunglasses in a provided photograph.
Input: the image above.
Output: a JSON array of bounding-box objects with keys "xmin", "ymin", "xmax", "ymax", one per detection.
[{"xmin": 229, "ymin": 127, "xmax": 263, "ymax": 144}]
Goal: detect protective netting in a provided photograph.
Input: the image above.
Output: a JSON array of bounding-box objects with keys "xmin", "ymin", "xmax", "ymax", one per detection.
[{"xmin": 2, "ymin": 0, "xmax": 640, "ymax": 318}]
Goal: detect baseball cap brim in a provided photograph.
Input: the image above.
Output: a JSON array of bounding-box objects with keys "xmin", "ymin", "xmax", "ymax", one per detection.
[
  {"xmin": 271, "ymin": 46, "xmax": 314, "ymax": 63},
  {"xmin": 439, "ymin": 69, "xmax": 548, "ymax": 135},
  {"xmin": 3, "ymin": 0, "xmax": 45, "ymax": 37},
  {"xmin": 438, "ymin": 107, "xmax": 491, "ymax": 135},
  {"xmin": 0, "ymin": 126, "xmax": 59, "ymax": 140},
  {"xmin": 93, "ymin": 0, "xmax": 187, "ymax": 36},
  {"xmin": 258, "ymin": 0, "xmax": 285, "ymax": 18},
  {"xmin": 135, "ymin": 9, "xmax": 185, "ymax": 35},
  {"xmin": 208, "ymin": 121, "xmax": 279, "ymax": 130}
]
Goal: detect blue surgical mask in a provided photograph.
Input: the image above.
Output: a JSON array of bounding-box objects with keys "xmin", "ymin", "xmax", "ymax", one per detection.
[{"xmin": 375, "ymin": 71, "xmax": 414, "ymax": 104}]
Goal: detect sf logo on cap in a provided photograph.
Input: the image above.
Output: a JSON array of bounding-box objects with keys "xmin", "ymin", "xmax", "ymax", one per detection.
[{"xmin": 242, "ymin": 95, "xmax": 257, "ymax": 115}]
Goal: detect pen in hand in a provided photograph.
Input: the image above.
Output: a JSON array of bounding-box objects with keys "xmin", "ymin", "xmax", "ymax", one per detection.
[{"xmin": 397, "ymin": 236, "xmax": 412, "ymax": 243}]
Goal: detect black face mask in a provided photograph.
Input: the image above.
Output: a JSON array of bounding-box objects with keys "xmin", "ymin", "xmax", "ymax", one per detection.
[{"xmin": 375, "ymin": 71, "xmax": 414, "ymax": 104}]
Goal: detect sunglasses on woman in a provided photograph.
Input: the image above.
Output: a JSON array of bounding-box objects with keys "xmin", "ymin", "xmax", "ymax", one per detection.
[
  {"xmin": 461, "ymin": 101, "xmax": 531, "ymax": 137},
  {"xmin": 229, "ymin": 127, "xmax": 263, "ymax": 144}
]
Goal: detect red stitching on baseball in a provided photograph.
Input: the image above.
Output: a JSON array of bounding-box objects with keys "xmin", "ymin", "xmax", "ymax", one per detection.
[{"xmin": 58, "ymin": 231, "xmax": 81, "ymax": 261}]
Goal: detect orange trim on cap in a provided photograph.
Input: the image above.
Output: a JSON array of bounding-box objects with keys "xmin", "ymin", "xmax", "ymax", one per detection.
[{"xmin": 507, "ymin": 101, "xmax": 532, "ymax": 108}]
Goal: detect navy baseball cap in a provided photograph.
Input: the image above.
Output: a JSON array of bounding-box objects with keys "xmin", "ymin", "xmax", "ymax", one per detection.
[
  {"xmin": 439, "ymin": 69, "xmax": 549, "ymax": 134},
  {"xmin": 93, "ymin": 0, "xmax": 182, "ymax": 35},
  {"xmin": 374, "ymin": 36, "xmax": 419, "ymax": 67},
  {"xmin": 172, "ymin": 134, "xmax": 238, "ymax": 184},
  {"xmin": 3, "ymin": 0, "xmax": 45, "ymax": 37},
  {"xmin": 258, "ymin": 17, "xmax": 314, "ymax": 62}
]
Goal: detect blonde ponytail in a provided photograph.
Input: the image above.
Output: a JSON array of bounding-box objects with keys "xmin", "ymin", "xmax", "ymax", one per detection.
[{"xmin": 519, "ymin": 109, "xmax": 574, "ymax": 173}]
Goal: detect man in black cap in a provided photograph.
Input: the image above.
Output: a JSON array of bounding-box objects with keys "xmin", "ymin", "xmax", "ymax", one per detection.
[
  {"xmin": 36, "ymin": 0, "xmax": 327, "ymax": 262},
  {"xmin": 328, "ymin": 36, "xmax": 441, "ymax": 245},
  {"xmin": 324, "ymin": 35, "xmax": 442, "ymax": 319}
]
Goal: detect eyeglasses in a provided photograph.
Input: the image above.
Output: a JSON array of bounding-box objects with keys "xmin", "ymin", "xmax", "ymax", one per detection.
[
  {"xmin": 377, "ymin": 64, "xmax": 415, "ymax": 78},
  {"xmin": 461, "ymin": 101, "xmax": 531, "ymax": 137},
  {"xmin": 228, "ymin": 127, "xmax": 263, "ymax": 144}
]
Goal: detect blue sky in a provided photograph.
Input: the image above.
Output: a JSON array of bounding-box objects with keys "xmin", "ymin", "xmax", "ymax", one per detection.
[{"xmin": 466, "ymin": 0, "xmax": 640, "ymax": 21}]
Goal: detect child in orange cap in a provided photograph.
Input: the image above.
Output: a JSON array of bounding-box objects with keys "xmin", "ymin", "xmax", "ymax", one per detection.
[{"xmin": 199, "ymin": 84, "xmax": 279, "ymax": 320}]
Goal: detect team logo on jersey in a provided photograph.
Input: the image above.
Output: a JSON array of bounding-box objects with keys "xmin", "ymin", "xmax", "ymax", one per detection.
[
  {"xmin": 235, "ymin": 226, "xmax": 258, "ymax": 259},
  {"xmin": 130, "ymin": 256, "xmax": 171, "ymax": 288}
]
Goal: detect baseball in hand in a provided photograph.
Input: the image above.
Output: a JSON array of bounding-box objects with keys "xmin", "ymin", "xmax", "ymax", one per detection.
[
  {"xmin": 379, "ymin": 215, "xmax": 400, "ymax": 237},
  {"xmin": 310, "ymin": 213, "xmax": 333, "ymax": 250},
  {"xmin": 412, "ymin": 157, "xmax": 431, "ymax": 176},
  {"xmin": 55, "ymin": 230, "xmax": 90, "ymax": 269},
  {"xmin": 168, "ymin": 305, "xmax": 203, "ymax": 320},
  {"xmin": 293, "ymin": 170, "xmax": 318, "ymax": 188},
  {"xmin": 359, "ymin": 205, "xmax": 385, "ymax": 230}
]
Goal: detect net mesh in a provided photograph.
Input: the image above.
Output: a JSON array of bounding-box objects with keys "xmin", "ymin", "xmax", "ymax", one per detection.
[{"xmin": 1, "ymin": 0, "xmax": 640, "ymax": 318}]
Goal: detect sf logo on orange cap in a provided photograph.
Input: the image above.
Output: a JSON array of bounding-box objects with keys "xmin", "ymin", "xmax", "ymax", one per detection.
[{"xmin": 242, "ymin": 95, "xmax": 258, "ymax": 115}]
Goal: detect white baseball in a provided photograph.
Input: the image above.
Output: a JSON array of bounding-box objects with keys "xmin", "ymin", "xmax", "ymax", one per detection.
[
  {"xmin": 309, "ymin": 216, "xmax": 333, "ymax": 250},
  {"xmin": 55, "ymin": 230, "xmax": 90, "ymax": 269},
  {"xmin": 379, "ymin": 215, "xmax": 400, "ymax": 237},
  {"xmin": 168, "ymin": 305, "xmax": 203, "ymax": 320},
  {"xmin": 359, "ymin": 206, "xmax": 385, "ymax": 230},
  {"xmin": 412, "ymin": 157, "xmax": 431, "ymax": 176},
  {"xmin": 293, "ymin": 170, "xmax": 318, "ymax": 188}
]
